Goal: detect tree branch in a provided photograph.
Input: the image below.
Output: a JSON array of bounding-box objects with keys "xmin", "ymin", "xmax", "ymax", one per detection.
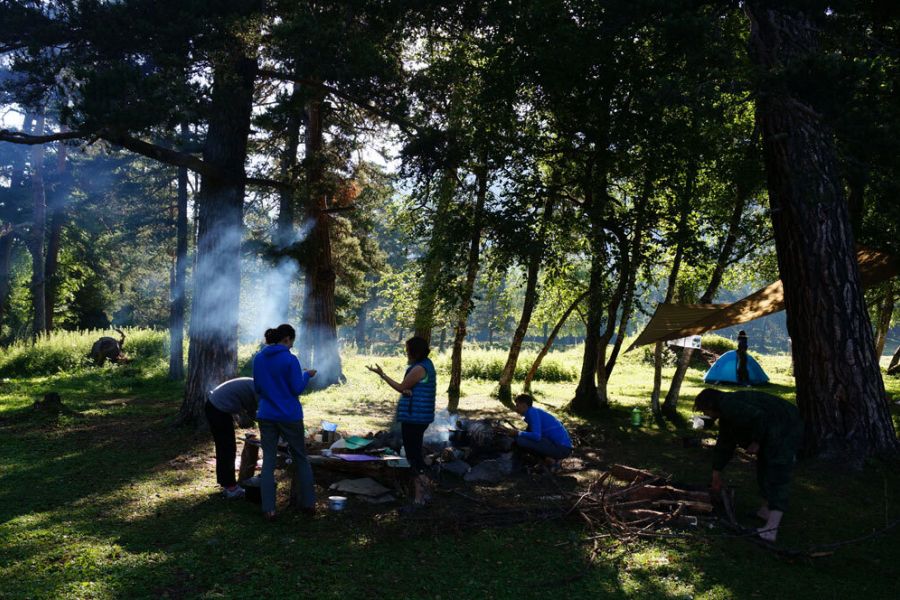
[
  {"xmin": 0, "ymin": 128, "xmax": 88, "ymax": 145},
  {"xmin": 2, "ymin": 127, "xmax": 293, "ymax": 189},
  {"xmin": 258, "ymin": 68, "xmax": 417, "ymax": 134}
]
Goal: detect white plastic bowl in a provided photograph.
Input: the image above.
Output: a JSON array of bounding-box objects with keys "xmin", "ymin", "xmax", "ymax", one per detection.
[{"xmin": 328, "ymin": 495, "xmax": 347, "ymax": 511}]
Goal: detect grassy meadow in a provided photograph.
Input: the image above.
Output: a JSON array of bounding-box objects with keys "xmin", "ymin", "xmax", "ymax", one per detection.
[{"xmin": 1, "ymin": 330, "xmax": 900, "ymax": 599}]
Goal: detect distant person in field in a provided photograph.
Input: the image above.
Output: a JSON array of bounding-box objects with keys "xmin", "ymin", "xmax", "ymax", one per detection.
[
  {"xmin": 366, "ymin": 336, "xmax": 436, "ymax": 511},
  {"xmin": 694, "ymin": 388, "xmax": 803, "ymax": 543},
  {"xmin": 253, "ymin": 324, "xmax": 317, "ymax": 521},
  {"xmin": 509, "ymin": 394, "xmax": 573, "ymax": 470},
  {"xmin": 736, "ymin": 330, "xmax": 749, "ymax": 384},
  {"xmin": 205, "ymin": 377, "xmax": 259, "ymax": 499}
]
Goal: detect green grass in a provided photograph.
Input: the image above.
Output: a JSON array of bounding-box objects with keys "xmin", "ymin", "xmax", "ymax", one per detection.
[{"xmin": 2, "ymin": 333, "xmax": 900, "ymax": 599}]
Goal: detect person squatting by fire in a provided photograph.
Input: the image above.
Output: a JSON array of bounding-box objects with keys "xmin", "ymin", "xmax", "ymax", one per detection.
[
  {"xmin": 506, "ymin": 394, "xmax": 573, "ymax": 472},
  {"xmin": 694, "ymin": 388, "xmax": 803, "ymax": 542}
]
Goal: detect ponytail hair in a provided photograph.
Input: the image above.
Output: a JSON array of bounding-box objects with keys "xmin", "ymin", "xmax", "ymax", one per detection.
[{"xmin": 264, "ymin": 323, "xmax": 296, "ymax": 345}]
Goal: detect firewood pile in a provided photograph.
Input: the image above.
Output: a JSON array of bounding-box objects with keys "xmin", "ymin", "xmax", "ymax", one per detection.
[{"xmin": 566, "ymin": 464, "xmax": 715, "ymax": 540}]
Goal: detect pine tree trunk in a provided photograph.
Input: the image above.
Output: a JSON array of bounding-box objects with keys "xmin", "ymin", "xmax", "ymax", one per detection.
[
  {"xmin": 413, "ymin": 174, "xmax": 456, "ymax": 343},
  {"xmin": 873, "ymin": 281, "xmax": 894, "ymax": 359},
  {"xmin": 44, "ymin": 138, "xmax": 70, "ymax": 332},
  {"xmin": 43, "ymin": 209, "xmax": 64, "ymax": 332},
  {"xmin": 497, "ymin": 197, "xmax": 555, "ymax": 404},
  {"xmin": 29, "ymin": 111, "xmax": 47, "ymax": 339},
  {"xmin": 524, "ymin": 290, "xmax": 588, "ymax": 393},
  {"xmin": 273, "ymin": 95, "xmax": 303, "ymax": 323},
  {"xmin": 448, "ymin": 166, "xmax": 487, "ymax": 411},
  {"xmin": 181, "ymin": 50, "xmax": 257, "ymax": 427},
  {"xmin": 168, "ymin": 123, "xmax": 190, "ymax": 380},
  {"xmin": 0, "ymin": 234, "xmax": 13, "ymax": 333},
  {"xmin": 746, "ymin": 2, "xmax": 898, "ymax": 459},
  {"xmin": 301, "ymin": 95, "xmax": 342, "ymax": 387},
  {"xmin": 355, "ymin": 298, "xmax": 368, "ymax": 350}
]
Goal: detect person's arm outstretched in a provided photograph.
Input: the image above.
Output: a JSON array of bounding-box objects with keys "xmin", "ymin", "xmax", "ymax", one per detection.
[{"xmin": 367, "ymin": 363, "xmax": 425, "ymax": 395}]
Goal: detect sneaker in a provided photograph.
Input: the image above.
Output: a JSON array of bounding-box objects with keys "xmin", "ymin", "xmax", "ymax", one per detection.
[{"xmin": 223, "ymin": 486, "xmax": 246, "ymax": 500}]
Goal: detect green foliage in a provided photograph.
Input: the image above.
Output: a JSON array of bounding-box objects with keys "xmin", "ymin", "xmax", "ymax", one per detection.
[
  {"xmin": 701, "ymin": 334, "xmax": 737, "ymax": 355},
  {"xmin": 433, "ymin": 346, "xmax": 578, "ymax": 383},
  {"xmin": 0, "ymin": 328, "xmax": 167, "ymax": 377}
]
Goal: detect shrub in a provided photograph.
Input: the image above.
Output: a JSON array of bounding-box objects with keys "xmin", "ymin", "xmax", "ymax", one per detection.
[
  {"xmin": 433, "ymin": 347, "xmax": 578, "ymax": 382},
  {"xmin": 702, "ymin": 334, "xmax": 737, "ymax": 355},
  {"xmin": 0, "ymin": 328, "xmax": 167, "ymax": 377}
]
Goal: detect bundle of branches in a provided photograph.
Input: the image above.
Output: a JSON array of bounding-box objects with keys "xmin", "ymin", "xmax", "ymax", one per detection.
[{"xmin": 565, "ymin": 464, "xmax": 714, "ymax": 541}]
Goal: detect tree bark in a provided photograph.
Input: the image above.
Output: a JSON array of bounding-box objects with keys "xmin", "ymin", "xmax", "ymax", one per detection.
[
  {"xmin": 873, "ymin": 280, "xmax": 894, "ymax": 359},
  {"xmin": 523, "ymin": 289, "xmax": 588, "ymax": 393},
  {"xmin": 29, "ymin": 111, "xmax": 47, "ymax": 339},
  {"xmin": 273, "ymin": 92, "xmax": 303, "ymax": 323},
  {"xmin": 569, "ymin": 182, "xmax": 609, "ymax": 414},
  {"xmin": 413, "ymin": 173, "xmax": 456, "ymax": 343},
  {"xmin": 301, "ymin": 94, "xmax": 342, "ymax": 387},
  {"xmin": 497, "ymin": 196, "xmax": 555, "ymax": 404},
  {"xmin": 746, "ymin": 2, "xmax": 898, "ymax": 459},
  {"xmin": 168, "ymin": 123, "xmax": 190, "ymax": 380},
  {"xmin": 180, "ymin": 49, "xmax": 258, "ymax": 427},
  {"xmin": 448, "ymin": 165, "xmax": 487, "ymax": 410}
]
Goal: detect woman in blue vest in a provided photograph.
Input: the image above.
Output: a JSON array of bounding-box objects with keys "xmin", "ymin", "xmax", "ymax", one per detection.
[
  {"xmin": 367, "ymin": 336, "xmax": 436, "ymax": 508},
  {"xmin": 253, "ymin": 323, "xmax": 317, "ymax": 521}
]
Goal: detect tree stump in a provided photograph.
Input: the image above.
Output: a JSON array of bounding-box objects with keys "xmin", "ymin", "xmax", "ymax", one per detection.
[{"xmin": 237, "ymin": 439, "xmax": 259, "ymax": 483}]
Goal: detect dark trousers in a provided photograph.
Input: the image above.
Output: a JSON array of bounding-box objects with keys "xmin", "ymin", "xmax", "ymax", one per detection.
[
  {"xmin": 205, "ymin": 400, "xmax": 236, "ymax": 488},
  {"xmin": 516, "ymin": 435, "xmax": 573, "ymax": 460},
  {"xmin": 401, "ymin": 422, "xmax": 429, "ymax": 474}
]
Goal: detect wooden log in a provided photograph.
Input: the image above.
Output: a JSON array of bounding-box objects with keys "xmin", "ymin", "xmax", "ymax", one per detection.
[
  {"xmin": 618, "ymin": 508, "xmax": 667, "ymax": 520},
  {"xmin": 652, "ymin": 499, "xmax": 714, "ymax": 513},
  {"xmin": 609, "ymin": 464, "xmax": 660, "ymax": 484},
  {"xmin": 625, "ymin": 485, "xmax": 711, "ymax": 504},
  {"xmin": 237, "ymin": 440, "xmax": 260, "ymax": 482}
]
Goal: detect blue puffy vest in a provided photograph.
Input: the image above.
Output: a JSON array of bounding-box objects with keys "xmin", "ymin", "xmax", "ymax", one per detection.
[{"xmin": 397, "ymin": 358, "xmax": 436, "ymax": 425}]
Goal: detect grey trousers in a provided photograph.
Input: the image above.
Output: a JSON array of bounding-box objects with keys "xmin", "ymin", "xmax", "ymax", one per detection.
[{"xmin": 259, "ymin": 419, "xmax": 315, "ymax": 512}]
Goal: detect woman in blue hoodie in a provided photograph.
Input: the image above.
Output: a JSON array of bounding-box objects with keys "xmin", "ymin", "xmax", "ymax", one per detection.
[{"xmin": 253, "ymin": 324, "xmax": 317, "ymax": 521}]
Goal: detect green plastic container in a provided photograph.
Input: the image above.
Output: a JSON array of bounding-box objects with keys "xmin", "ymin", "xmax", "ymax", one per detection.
[{"xmin": 631, "ymin": 407, "xmax": 642, "ymax": 427}]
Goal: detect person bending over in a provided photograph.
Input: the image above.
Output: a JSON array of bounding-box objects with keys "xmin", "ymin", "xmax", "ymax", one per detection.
[
  {"xmin": 253, "ymin": 324, "xmax": 317, "ymax": 521},
  {"xmin": 205, "ymin": 377, "xmax": 259, "ymax": 499},
  {"xmin": 366, "ymin": 336, "xmax": 436, "ymax": 510},
  {"xmin": 694, "ymin": 388, "xmax": 802, "ymax": 542},
  {"xmin": 511, "ymin": 394, "xmax": 573, "ymax": 468}
]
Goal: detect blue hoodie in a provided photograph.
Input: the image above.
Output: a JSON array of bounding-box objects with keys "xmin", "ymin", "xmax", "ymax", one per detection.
[{"xmin": 253, "ymin": 345, "xmax": 311, "ymax": 422}]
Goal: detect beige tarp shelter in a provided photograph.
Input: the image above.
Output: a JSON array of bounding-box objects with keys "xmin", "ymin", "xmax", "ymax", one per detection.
[{"xmin": 627, "ymin": 247, "xmax": 899, "ymax": 352}]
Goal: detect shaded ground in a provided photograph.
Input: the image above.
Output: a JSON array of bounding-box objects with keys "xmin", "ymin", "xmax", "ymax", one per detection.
[{"xmin": 1, "ymin": 353, "xmax": 900, "ymax": 599}]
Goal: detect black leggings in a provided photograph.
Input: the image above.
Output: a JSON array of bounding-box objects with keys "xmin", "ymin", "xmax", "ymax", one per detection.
[
  {"xmin": 401, "ymin": 422, "xmax": 429, "ymax": 475},
  {"xmin": 205, "ymin": 400, "xmax": 237, "ymax": 487}
]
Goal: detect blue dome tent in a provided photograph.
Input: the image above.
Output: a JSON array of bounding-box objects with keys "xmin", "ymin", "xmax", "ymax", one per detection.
[{"xmin": 703, "ymin": 350, "xmax": 769, "ymax": 385}]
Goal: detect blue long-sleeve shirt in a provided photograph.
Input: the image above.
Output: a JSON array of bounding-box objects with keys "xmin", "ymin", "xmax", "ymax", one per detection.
[
  {"xmin": 518, "ymin": 407, "xmax": 572, "ymax": 448},
  {"xmin": 253, "ymin": 345, "xmax": 310, "ymax": 422}
]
